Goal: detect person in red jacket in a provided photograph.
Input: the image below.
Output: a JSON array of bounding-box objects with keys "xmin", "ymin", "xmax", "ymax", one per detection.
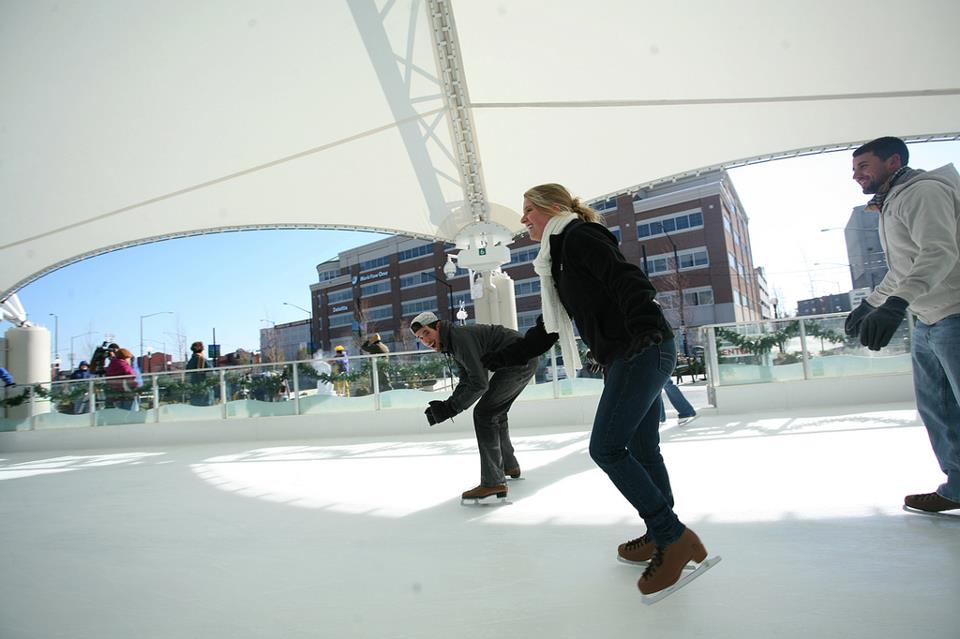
[{"xmin": 104, "ymin": 348, "xmax": 140, "ymax": 410}]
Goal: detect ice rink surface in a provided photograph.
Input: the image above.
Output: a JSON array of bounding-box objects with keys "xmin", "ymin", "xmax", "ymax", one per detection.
[{"xmin": 2, "ymin": 401, "xmax": 958, "ymax": 638}]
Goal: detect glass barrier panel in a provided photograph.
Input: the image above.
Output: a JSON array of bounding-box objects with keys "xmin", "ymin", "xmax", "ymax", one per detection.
[
  {"xmin": 224, "ymin": 364, "xmax": 296, "ymax": 418},
  {"xmin": 93, "ymin": 375, "xmax": 150, "ymax": 426},
  {"xmin": 31, "ymin": 379, "xmax": 94, "ymax": 429},
  {"xmin": 710, "ymin": 314, "xmax": 914, "ymax": 387},
  {"xmin": 714, "ymin": 320, "xmax": 803, "ymax": 385},
  {"xmin": 525, "ymin": 343, "xmax": 605, "ymax": 399},
  {"xmin": 154, "ymin": 369, "xmax": 221, "ymax": 422},
  {"xmin": 0, "ymin": 384, "xmax": 37, "ymax": 431},
  {"xmin": 803, "ymin": 316, "xmax": 912, "ymax": 379}
]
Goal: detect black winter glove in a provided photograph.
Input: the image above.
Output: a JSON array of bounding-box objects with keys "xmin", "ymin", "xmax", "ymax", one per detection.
[
  {"xmin": 844, "ymin": 300, "xmax": 874, "ymax": 338},
  {"xmin": 480, "ymin": 315, "xmax": 559, "ymax": 371},
  {"xmin": 859, "ymin": 296, "xmax": 908, "ymax": 351},
  {"xmin": 424, "ymin": 400, "xmax": 456, "ymax": 426}
]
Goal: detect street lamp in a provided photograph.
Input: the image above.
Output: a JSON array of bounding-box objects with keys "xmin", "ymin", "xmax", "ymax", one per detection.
[
  {"xmin": 70, "ymin": 331, "xmax": 97, "ymax": 369},
  {"xmin": 427, "ymin": 267, "xmax": 455, "ymax": 321},
  {"xmin": 140, "ymin": 311, "xmax": 173, "ymax": 363},
  {"xmin": 283, "ymin": 302, "xmax": 311, "ymax": 316},
  {"xmin": 660, "ymin": 227, "xmax": 687, "ymax": 356},
  {"xmin": 48, "ymin": 313, "xmax": 59, "ymax": 363},
  {"xmin": 820, "ymin": 226, "xmax": 878, "ymax": 233}
]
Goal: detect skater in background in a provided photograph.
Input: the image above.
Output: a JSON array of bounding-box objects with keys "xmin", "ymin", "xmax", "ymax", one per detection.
[
  {"xmin": 104, "ymin": 347, "xmax": 140, "ymax": 410},
  {"xmin": 410, "ymin": 311, "xmax": 547, "ymax": 502},
  {"xmin": 659, "ymin": 378, "xmax": 697, "ymax": 426},
  {"xmin": 69, "ymin": 360, "xmax": 93, "ymax": 414},
  {"xmin": 485, "ymin": 183, "xmax": 711, "ymax": 597},
  {"xmin": 332, "ymin": 345, "xmax": 350, "ymax": 397},
  {"xmin": 845, "ymin": 136, "xmax": 960, "ymax": 514},
  {"xmin": 361, "ymin": 333, "xmax": 393, "ymax": 391},
  {"xmin": 185, "ymin": 341, "xmax": 214, "ymax": 406},
  {"xmin": 89, "ymin": 342, "xmax": 118, "ymax": 376}
]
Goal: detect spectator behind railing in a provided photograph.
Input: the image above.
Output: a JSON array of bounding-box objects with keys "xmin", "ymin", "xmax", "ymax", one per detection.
[{"xmin": 104, "ymin": 348, "xmax": 141, "ymax": 410}]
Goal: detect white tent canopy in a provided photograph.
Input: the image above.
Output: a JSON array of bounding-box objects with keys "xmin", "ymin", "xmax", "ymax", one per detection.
[{"xmin": 2, "ymin": 0, "xmax": 959, "ymax": 300}]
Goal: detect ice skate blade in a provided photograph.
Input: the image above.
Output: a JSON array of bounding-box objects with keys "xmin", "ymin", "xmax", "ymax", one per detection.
[
  {"xmin": 640, "ymin": 555, "xmax": 721, "ymax": 605},
  {"xmin": 902, "ymin": 505, "xmax": 960, "ymax": 519},
  {"xmin": 460, "ymin": 496, "xmax": 511, "ymax": 506},
  {"xmin": 618, "ymin": 556, "xmax": 696, "ymax": 570}
]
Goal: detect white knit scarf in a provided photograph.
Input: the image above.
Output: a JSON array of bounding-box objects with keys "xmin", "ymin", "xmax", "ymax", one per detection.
[{"xmin": 532, "ymin": 213, "xmax": 583, "ymax": 373}]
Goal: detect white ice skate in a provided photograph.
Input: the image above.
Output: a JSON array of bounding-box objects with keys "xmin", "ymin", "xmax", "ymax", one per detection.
[{"xmin": 641, "ymin": 556, "xmax": 722, "ymax": 605}]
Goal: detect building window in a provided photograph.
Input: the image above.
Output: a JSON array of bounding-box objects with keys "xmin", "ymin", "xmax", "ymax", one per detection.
[
  {"xmin": 329, "ymin": 313, "xmax": 353, "ymax": 328},
  {"xmin": 660, "ymin": 287, "xmax": 714, "ymax": 308},
  {"xmin": 358, "ymin": 255, "xmax": 391, "ymax": 272},
  {"xmin": 401, "ymin": 297, "xmax": 438, "ymax": 317},
  {"xmin": 398, "ymin": 243, "xmax": 434, "ymax": 262},
  {"xmin": 514, "ymin": 277, "xmax": 541, "ymax": 298},
  {"xmin": 318, "ymin": 269, "xmax": 342, "ymax": 282},
  {"xmin": 360, "ymin": 280, "xmax": 391, "ymax": 297},
  {"xmin": 510, "ymin": 246, "xmax": 540, "ymax": 265},
  {"xmin": 400, "ymin": 270, "xmax": 435, "ymax": 289},
  {"xmin": 451, "ymin": 291, "xmax": 473, "ymax": 309},
  {"xmin": 645, "ymin": 247, "xmax": 709, "ymax": 276},
  {"xmin": 517, "ymin": 311, "xmax": 541, "ymax": 332},
  {"xmin": 678, "ymin": 249, "xmax": 709, "ymax": 269},
  {"xmin": 637, "ymin": 209, "xmax": 704, "ymax": 239},
  {"xmin": 608, "ymin": 226, "xmax": 622, "ymax": 242},
  {"xmin": 688, "ymin": 288, "xmax": 714, "ymax": 305},
  {"xmin": 327, "ymin": 289, "xmax": 353, "ymax": 305},
  {"xmin": 363, "ymin": 305, "xmax": 393, "ymax": 321}
]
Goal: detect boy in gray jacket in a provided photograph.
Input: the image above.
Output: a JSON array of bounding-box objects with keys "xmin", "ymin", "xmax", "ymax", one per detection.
[
  {"xmin": 410, "ymin": 311, "xmax": 551, "ymax": 502},
  {"xmin": 845, "ymin": 136, "xmax": 960, "ymax": 514}
]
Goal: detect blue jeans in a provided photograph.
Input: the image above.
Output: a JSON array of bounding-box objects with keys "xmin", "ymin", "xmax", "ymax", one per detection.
[
  {"xmin": 659, "ymin": 377, "xmax": 697, "ymax": 422},
  {"xmin": 912, "ymin": 314, "xmax": 960, "ymax": 502},
  {"xmin": 589, "ymin": 338, "xmax": 685, "ymax": 547}
]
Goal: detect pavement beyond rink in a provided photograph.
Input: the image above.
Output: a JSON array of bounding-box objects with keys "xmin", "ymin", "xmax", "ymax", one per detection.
[{"xmin": 1, "ymin": 402, "xmax": 958, "ymax": 639}]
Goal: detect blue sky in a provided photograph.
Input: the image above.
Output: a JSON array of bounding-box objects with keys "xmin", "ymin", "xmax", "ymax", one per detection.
[{"xmin": 10, "ymin": 140, "xmax": 959, "ymax": 367}]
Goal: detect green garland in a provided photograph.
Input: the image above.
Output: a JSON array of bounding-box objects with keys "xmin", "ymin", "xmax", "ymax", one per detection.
[
  {"xmin": 715, "ymin": 321, "xmax": 846, "ymax": 356},
  {"xmin": 0, "ymin": 384, "xmax": 50, "ymax": 407}
]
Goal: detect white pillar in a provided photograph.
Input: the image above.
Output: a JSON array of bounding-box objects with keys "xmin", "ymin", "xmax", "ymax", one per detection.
[
  {"xmin": 4, "ymin": 325, "xmax": 52, "ymax": 419},
  {"xmin": 472, "ymin": 270, "xmax": 517, "ymax": 330}
]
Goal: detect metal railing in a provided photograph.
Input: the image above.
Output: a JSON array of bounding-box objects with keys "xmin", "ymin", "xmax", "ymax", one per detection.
[
  {"xmin": 696, "ymin": 311, "xmax": 915, "ymax": 394},
  {"xmin": 0, "ymin": 344, "xmax": 587, "ymax": 432}
]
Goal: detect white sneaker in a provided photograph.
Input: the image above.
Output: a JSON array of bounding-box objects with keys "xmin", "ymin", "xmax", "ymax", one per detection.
[{"xmin": 677, "ymin": 415, "xmax": 697, "ymax": 426}]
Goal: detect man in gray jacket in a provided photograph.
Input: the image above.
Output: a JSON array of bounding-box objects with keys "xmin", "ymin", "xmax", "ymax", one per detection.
[
  {"xmin": 410, "ymin": 311, "xmax": 545, "ymax": 502},
  {"xmin": 845, "ymin": 136, "xmax": 960, "ymax": 514}
]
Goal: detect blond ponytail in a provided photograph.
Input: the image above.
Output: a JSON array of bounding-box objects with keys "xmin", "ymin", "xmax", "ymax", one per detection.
[{"xmin": 524, "ymin": 183, "xmax": 601, "ymax": 224}]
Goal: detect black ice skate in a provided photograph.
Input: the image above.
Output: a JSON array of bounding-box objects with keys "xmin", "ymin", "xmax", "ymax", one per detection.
[
  {"xmin": 460, "ymin": 484, "xmax": 509, "ymax": 506},
  {"xmin": 903, "ymin": 492, "xmax": 960, "ymax": 519}
]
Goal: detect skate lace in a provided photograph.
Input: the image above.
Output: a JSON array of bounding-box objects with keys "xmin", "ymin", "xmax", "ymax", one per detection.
[
  {"xmin": 642, "ymin": 548, "xmax": 665, "ymax": 579},
  {"xmin": 624, "ymin": 534, "xmax": 651, "ymax": 550}
]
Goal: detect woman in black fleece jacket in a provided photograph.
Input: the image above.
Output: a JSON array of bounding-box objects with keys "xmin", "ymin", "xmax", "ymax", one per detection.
[{"xmin": 486, "ymin": 183, "xmax": 711, "ymax": 598}]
